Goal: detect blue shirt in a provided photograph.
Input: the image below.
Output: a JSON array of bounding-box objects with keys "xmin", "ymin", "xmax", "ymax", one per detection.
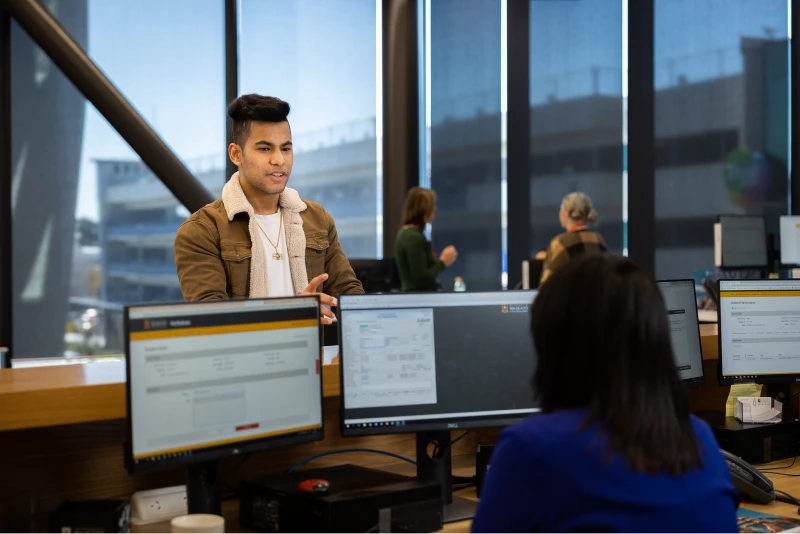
[{"xmin": 472, "ymin": 410, "xmax": 739, "ymax": 533}]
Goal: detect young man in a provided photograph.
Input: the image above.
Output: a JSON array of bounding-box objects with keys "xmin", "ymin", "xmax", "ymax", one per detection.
[{"xmin": 174, "ymin": 94, "xmax": 363, "ymax": 323}]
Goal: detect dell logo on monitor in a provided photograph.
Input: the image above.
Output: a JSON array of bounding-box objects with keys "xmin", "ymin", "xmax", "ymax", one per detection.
[{"xmin": 447, "ymin": 423, "xmax": 459, "ymax": 429}]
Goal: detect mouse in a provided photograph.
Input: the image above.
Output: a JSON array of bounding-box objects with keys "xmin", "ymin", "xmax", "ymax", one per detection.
[{"xmin": 299, "ymin": 478, "xmax": 331, "ymax": 494}]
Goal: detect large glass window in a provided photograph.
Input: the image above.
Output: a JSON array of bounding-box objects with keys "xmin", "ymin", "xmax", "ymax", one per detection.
[
  {"xmin": 11, "ymin": 0, "xmax": 223, "ymax": 360},
  {"xmin": 528, "ymin": 0, "xmax": 624, "ymax": 261},
  {"xmin": 654, "ymin": 0, "xmax": 790, "ymax": 278},
  {"xmin": 239, "ymin": 0, "xmax": 381, "ymax": 260},
  {"xmin": 422, "ymin": 0, "xmax": 503, "ymax": 291}
]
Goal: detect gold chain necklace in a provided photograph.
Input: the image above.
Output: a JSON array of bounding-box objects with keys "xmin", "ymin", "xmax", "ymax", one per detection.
[{"xmin": 255, "ymin": 210, "xmax": 283, "ymax": 260}]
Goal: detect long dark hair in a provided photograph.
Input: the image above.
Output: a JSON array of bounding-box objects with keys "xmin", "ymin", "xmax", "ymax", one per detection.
[{"xmin": 530, "ymin": 254, "xmax": 702, "ymax": 476}]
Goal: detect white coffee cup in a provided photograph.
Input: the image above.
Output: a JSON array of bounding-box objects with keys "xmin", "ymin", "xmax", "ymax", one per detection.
[{"xmin": 170, "ymin": 514, "xmax": 225, "ymax": 533}]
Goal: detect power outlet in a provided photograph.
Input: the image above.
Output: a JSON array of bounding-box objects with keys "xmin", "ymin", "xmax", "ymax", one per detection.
[{"xmin": 130, "ymin": 485, "xmax": 187, "ymax": 533}]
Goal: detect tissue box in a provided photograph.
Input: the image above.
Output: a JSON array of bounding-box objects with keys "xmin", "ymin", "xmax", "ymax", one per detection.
[{"xmin": 736, "ymin": 397, "xmax": 783, "ymax": 424}]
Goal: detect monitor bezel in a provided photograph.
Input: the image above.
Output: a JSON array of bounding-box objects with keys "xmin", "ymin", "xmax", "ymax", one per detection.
[
  {"xmin": 124, "ymin": 296, "xmax": 325, "ymax": 474},
  {"xmin": 715, "ymin": 215, "xmax": 769, "ymax": 270},
  {"xmin": 656, "ymin": 278, "xmax": 705, "ymax": 388},
  {"xmin": 779, "ymin": 215, "xmax": 800, "ymax": 269},
  {"xmin": 337, "ymin": 290, "xmax": 540, "ymax": 438},
  {"xmin": 716, "ymin": 279, "xmax": 800, "ymax": 385}
]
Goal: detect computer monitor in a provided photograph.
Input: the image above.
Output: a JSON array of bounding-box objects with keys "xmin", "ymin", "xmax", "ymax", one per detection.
[
  {"xmin": 714, "ymin": 215, "xmax": 768, "ymax": 269},
  {"xmin": 338, "ymin": 291, "xmax": 540, "ymax": 522},
  {"xmin": 657, "ymin": 280, "xmax": 705, "ymax": 387},
  {"xmin": 349, "ymin": 258, "xmax": 396, "ymax": 293},
  {"xmin": 521, "ymin": 258, "xmax": 545, "ymax": 290},
  {"xmin": 718, "ymin": 279, "xmax": 800, "ymax": 385},
  {"xmin": 125, "ymin": 296, "xmax": 324, "ymax": 514},
  {"xmin": 780, "ymin": 216, "xmax": 800, "ymax": 267}
]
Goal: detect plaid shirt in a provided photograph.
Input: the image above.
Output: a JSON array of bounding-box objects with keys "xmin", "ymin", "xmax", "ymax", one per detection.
[{"xmin": 540, "ymin": 229, "xmax": 608, "ymax": 284}]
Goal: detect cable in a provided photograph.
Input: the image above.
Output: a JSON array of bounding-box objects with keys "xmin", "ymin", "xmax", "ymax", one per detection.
[
  {"xmin": 775, "ymin": 489, "xmax": 800, "ymax": 507},
  {"xmin": 226, "ymin": 453, "xmax": 252, "ymax": 475},
  {"xmin": 430, "ymin": 431, "xmax": 470, "ymax": 458},
  {"xmin": 757, "ymin": 444, "xmax": 800, "ymax": 472},
  {"xmin": 287, "ymin": 448, "xmax": 416, "ymax": 473},
  {"xmin": 778, "ymin": 390, "xmax": 800, "ymax": 405},
  {"xmin": 760, "ymin": 456, "xmax": 798, "ymax": 472},
  {"xmin": 450, "ymin": 430, "xmax": 470, "ymax": 447},
  {"xmin": 756, "ymin": 471, "xmax": 800, "ymax": 477}
]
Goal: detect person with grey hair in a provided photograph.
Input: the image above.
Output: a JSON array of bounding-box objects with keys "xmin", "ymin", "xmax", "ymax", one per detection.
[{"xmin": 539, "ymin": 192, "xmax": 608, "ymax": 284}]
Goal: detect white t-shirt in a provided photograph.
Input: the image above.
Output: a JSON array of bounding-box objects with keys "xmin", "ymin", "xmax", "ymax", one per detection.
[{"xmin": 253, "ymin": 211, "xmax": 295, "ymax": 297}]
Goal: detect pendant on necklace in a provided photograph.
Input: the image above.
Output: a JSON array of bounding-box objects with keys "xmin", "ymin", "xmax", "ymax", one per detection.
[{"xmin": 273, "ymin": 252, "xmax": 282, "ymax": 260}]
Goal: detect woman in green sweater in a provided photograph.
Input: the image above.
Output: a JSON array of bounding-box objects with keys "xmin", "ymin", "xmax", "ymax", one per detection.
[{"xmin": 395, "ymin": 187, "xmax": 458, "ymax": 292}]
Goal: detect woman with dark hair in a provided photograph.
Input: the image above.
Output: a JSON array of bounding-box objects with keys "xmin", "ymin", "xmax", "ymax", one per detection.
[
  {"xmin": 472, "ymin": 254, "xmax": 738, "ymax": 533},
  {"xmin": 395, "ymin": 187, "xmax": 458, "ymax": 292}
]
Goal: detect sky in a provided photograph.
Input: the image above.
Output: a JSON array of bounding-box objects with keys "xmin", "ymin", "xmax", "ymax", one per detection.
[
  {"xmin": 73, "ymin": 0, "xmax": 377, "ymax": 221},
  {"xmin": 64, "ymin": 0, "xmax": 789, "ymax": 221}
]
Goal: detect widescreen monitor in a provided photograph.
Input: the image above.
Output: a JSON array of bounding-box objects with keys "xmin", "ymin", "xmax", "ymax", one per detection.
[
  {"xmin": 338, "ymin": 290, "xmax": 539, "ymax": 523},
  {"xmin": 125, "ymin": 296, "xmax": 323, "ymax": 512},
  {"xmin": 718, "ymin": 280, "xmax": 800, "ymax": 384},
  {"xmin": 714, "ymin": 216, "xmax": 768, "ymax": 269},
  {"xmin": 657, "ymin": 279, "xmax": 705, "ymax": 387},
  {"xmin": 339, "ymin": 291, "xmax": 540, "ymax": 436},
  {"xmin": 779, "ymin": 216, "xmax": 800, "ymax": 267}
]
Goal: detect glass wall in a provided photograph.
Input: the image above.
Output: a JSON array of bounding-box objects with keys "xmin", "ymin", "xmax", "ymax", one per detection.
[
  {"xmin": 528, "ymin": 0, "xmax": 624, "ymax": 261},
  {"xmin": 11, "ymin": 0, "xmax": 224, "ymax": 359},
  {"xmin": 654, "ymin": 0, "xmax": 790, "ymax": 278},
  {"xmin": 239, "ymin": 0, "xmax": 381, "ymax": 259},
  {"xmin": 424, "ymin": 0, "xmax": 503, "ymax": 291}
]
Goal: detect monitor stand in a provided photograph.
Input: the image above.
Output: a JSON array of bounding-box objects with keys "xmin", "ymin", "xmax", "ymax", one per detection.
[
  {"xmin": 415, "ymin": 431, "xmax": 477, "ymax": 523},
  {"xmin": 186, "ymin": 460, "xmax": 222, "ymax": 515}
]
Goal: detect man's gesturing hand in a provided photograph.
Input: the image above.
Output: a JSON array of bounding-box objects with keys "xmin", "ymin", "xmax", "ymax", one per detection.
[{"xmin": 301, "ymin": 273, "xmax": 337, "ymax": 325}]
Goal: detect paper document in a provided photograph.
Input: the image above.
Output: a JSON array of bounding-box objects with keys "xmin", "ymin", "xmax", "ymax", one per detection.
[{"xmin": 726, "ymin": 383, "xmax": 764, "ymax": 417}]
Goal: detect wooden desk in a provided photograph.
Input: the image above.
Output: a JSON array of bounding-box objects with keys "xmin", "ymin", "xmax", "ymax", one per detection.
[
  {"xmin": 0, "ymin": 325, "xmax": 728, "ymax": 531},
  {"xmin": 0, "ymin": 360, "xmax": 341, "ymax": 431},
  {"xmin": 216, "ymin": 460, "xmax": 479, "ymax": 533},
  {"xmin": 0, "ymin": 325, "xmax": 720, "ymax": 433},
  {"xmin": 744, "ymin": 459, "xmax": 800, "ymax": 518},
  {"xmin": 221, "ymin": 455, "xmax": 800, "ymax": 534}
]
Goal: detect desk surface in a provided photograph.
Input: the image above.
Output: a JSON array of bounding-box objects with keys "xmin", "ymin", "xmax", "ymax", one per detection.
[
  {"xmin": 0, "ymin": 360, "xmax": 341, "ymax": 431},
  {"xmin": 220, "ymin": 458, "xmax": 800, "ymax": 533},
  {"xmin": 220, "ymin": 460, "xmax": 479, "ymax": 533},
  {"xmin": 0, "ymin": 325, "xmax": 719, "ymax": 432},
  {"xmin": 744, "ymin": 459, "xmax": 800, "ymax": 518}
]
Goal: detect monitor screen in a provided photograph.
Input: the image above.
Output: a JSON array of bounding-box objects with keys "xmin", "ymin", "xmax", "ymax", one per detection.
[
  {"xmin": 349, "ymin": 258, "xmax": 396, "ymax": 293},
  {"xmin": 780, "ymin": 216, "xmax": 800, "ymax": 267},
  {"xmin": 521, "ymin": 258, "xmax": 544, "ymax": 290},
  {"xmin": 657, "ymin": 280, "xmax": 704, "ymax": 386},
  {"xmin": 718, "ymin": 280, "xmax": 800, "ymax": 383},
  {"xmin": 715, "ymin": 216, "xmax": 768, "ymax": 269},
  {"xmin": 338, "ymin": 291, "xmax": 540, "ymax": 436},
  {"xmin": 125, "ymin": 297, "xmax": 324, "ymax": 472}
]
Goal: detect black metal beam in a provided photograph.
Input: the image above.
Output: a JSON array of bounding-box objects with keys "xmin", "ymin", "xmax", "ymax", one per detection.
[
  {"xmin": 0, "ymin": 6, "xmax": 10, "ymax": 367},
  {"xmin": 2, "ymin": 0, "xmax": 214, "ymax": 212},
  {"xmin": 225, "ymin": 0, "xmax": 237, "ymax": 184},
  {"xmin": 792, "ymin": 0, "xmax": 799, "ymax": 215},
  {"xmin": 626, "ymin": 0, "xmax": 655, "ymax": 274},
  {"xmin": 506, "ymin": 0, "xmax": 530, "ymax": 288},
  {"xmin": 382, "ymin": 0, "xmax": 419, "ymax": 260}
]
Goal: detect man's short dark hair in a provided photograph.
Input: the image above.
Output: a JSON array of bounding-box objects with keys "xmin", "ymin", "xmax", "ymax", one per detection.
[{"xmin": 227, "ymin": 94, "xmax": 290, "ymax": 145}]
